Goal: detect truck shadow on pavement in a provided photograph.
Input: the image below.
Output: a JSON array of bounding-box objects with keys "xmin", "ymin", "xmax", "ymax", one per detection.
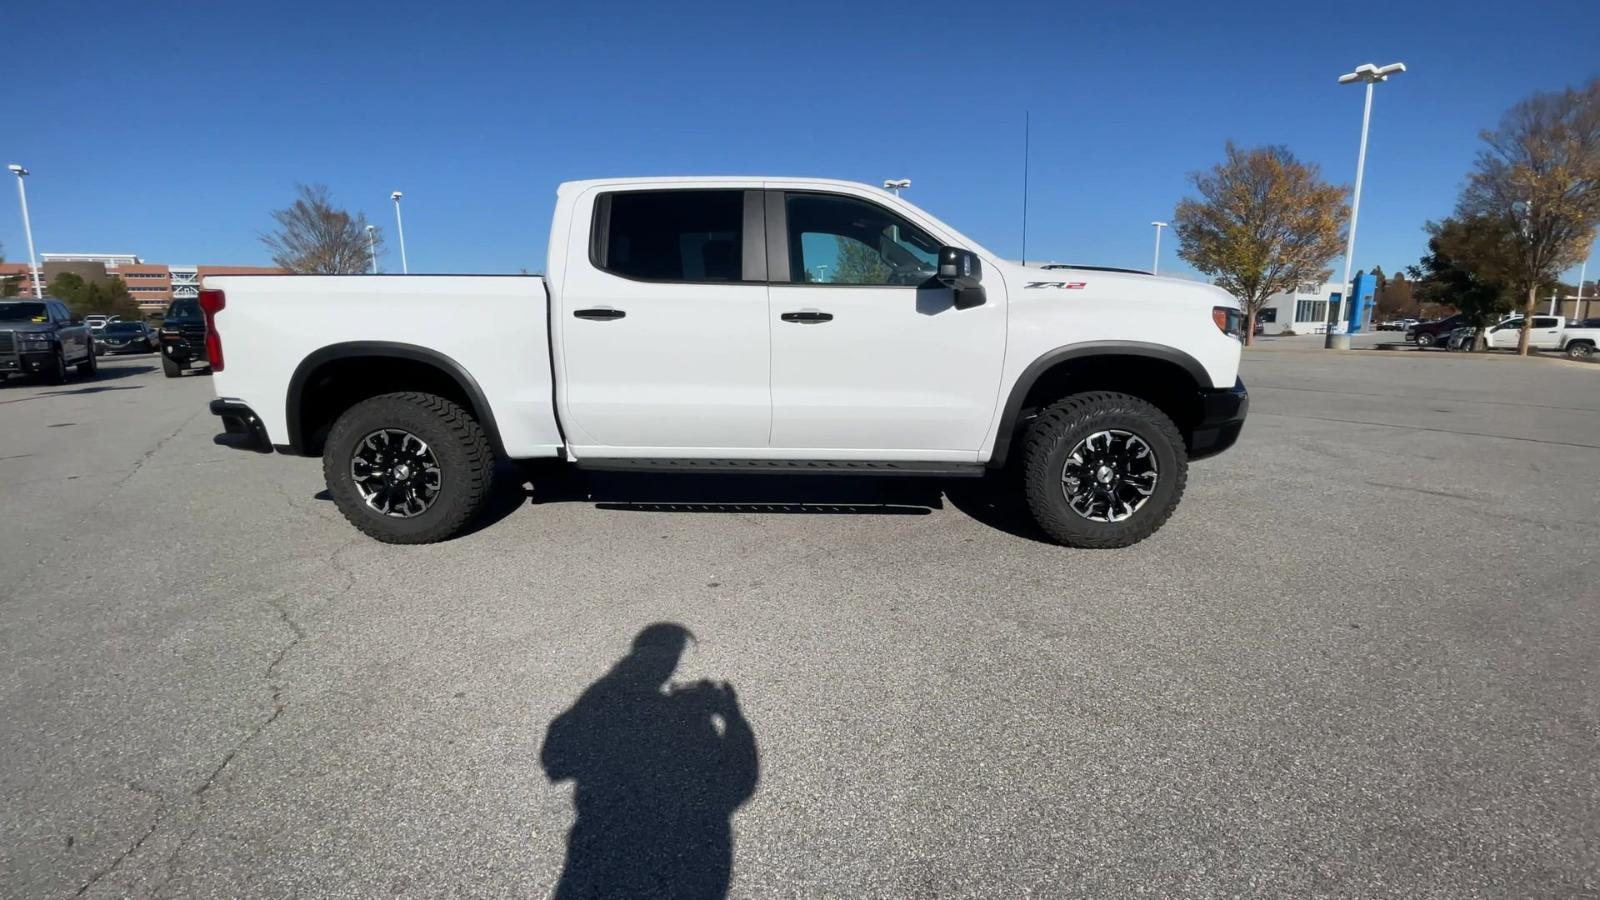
[{"xmin": 541, "ymin": 623, "xmax": 759, "ymax": 900}]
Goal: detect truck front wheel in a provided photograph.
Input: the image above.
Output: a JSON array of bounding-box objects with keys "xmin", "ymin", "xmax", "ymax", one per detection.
[
  {"xmin": 322, "ymin": 392, "xmax": 496, "ymax": 544},
  {"xmin": 1021, "ymin": 391, "xmax": 1188, "ymax": 549}
]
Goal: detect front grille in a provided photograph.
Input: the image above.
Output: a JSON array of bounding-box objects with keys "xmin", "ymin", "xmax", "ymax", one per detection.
[{"xmin": 0, "ymin": 332, "xmax": 14, "ymax": 354}]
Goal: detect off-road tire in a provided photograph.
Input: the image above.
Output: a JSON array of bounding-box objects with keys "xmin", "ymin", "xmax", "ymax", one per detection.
[
  {"xmin": 76, "ymin": 347, "xmax": 97, "ymax": 377},
  {"xmin": 322, "ymin": 392, "xmax": 496, "ymax": 544},
  {"xmin": 1021, "ymin": 391, "xmax": 1188, "ymax": 549},
  {"xmin": 1566, "ymin": 342, "xmax": 1594, "ymax": 360},
  {"xmin": 162, "ymin": 356, "xmax": 182, "ymax": 378},
  {"xmin": 1414, "ymin": 332, "xmax": 1436, "ymax": 348}
]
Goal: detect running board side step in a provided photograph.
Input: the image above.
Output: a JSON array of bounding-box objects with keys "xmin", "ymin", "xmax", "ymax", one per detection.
[{"xmin": 573, "ymin": 458, "xmax": 987, "ymax": 477}]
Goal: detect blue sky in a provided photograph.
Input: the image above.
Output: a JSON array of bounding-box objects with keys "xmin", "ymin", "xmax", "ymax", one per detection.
[{"xmin": 3, "ymin": 0, "xmax": 1598, "ymax": 284}]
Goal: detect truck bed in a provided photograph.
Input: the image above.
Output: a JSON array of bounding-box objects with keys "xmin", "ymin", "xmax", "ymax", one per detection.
[{"xmin": 204, "ymin": 275, "xmax": 564, "ymax": 458}]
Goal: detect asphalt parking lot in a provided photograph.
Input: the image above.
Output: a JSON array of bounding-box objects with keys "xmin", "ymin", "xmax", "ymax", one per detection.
[{"xmin": 2, "ymin": 348, "xmax": 1598, "ymax": 898}]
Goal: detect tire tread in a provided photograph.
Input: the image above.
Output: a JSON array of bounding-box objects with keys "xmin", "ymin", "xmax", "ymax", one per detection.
[
  {"xmin": 323, "ymin": 391, "xmax": 495, "ymax": 544},
  {"xmin": 1021, "ymin": 391, "xmax": 1188, "ymax": 549}
]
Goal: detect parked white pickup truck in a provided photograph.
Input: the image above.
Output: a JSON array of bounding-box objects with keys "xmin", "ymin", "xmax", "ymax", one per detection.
[
  {"xmin": 1483, "ymin": 315, "xmax": 1600, "ymax": 358},
  {"xmin": 204, "ymin": 177, "xmax": 1247, "ymax": 547}
]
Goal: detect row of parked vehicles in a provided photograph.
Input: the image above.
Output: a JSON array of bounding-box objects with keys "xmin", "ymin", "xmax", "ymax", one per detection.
[
  {"xmin": 0, "ymin": 298, "xmax": 211, "ymax": 384},
  {"xmin": 1405, "ymin": 314, "xmax": 1599, "ymax": 358}
]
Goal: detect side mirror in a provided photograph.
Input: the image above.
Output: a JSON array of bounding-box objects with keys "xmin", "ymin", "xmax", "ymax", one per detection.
[{"xmin": 936, "ymin": 246, "xmax": 986, "ymax": 309}]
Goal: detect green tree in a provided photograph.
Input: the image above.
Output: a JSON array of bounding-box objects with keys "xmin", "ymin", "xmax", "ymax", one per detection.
[
  {"xmin": 831, "ymin": 237, "xmax": 890, "ymax": 285},
  {"xmin": 1407, "ymin": 217, "xmax": 1519, "ymax": 348},
  {"xmin": 1173, "ymin": 143, "xmax": 1348, "ymax": 345},
  {"xmin": 1456, "ymin": 78, "xmax": 1600, "ymax": 354},
  {"xmin": 47, "ymin": 272, "xmax": 87, "ymax": 306},
  {"xmin": 261, "ymin": 184, "xmax": 383, "ymax": 274},
  {"xmin": 49, "ymin": 273, "xmax": 141, "ymax": 319}
]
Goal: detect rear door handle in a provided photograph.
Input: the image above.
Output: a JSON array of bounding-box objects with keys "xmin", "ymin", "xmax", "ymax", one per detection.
[
  {"xmin": 780, "ymin": 311, "xmax": 833, "ymax": 324},
  {"xmin": 573, "ymin": 308, "xmax": 626, "ymax": 320}
]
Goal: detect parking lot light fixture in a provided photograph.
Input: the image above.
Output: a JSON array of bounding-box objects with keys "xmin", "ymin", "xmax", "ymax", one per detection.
[
  {"xmin": 8, "ymin": 164, "xmax": 42, "ymax": 298},
  {"xmin": 1326, "ymin": 61, "xmax": 1406, "ymax": 349},
  {"xmin": 1150, "ymin": 221, "xmax": 1168, "ymax": 275},
  {"xmin": 391, "ymin": 191, "xmax": 408, "ymax": 274},
  {"xmin": 883, "ymin": 179, "xmax": 910, "ymax": 197}
]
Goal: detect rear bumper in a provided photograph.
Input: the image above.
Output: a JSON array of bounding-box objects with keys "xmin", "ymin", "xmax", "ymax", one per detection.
[
  {"xmin": 209, "ymin": 399, "xmax": 273, "ymax": 453},
  {"xmin": 1189, "ymin": 378, "xmax": 1248, "ymax": 459}
]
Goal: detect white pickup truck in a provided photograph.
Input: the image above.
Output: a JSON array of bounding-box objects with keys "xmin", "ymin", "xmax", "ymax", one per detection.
[
  {"xmin": 204, "ymin": 177, "xmax": 1247, "ymax": 547},
  {"xmin": 1482, "ymin": 315, "xmax": 1600, "ymax": 358}
]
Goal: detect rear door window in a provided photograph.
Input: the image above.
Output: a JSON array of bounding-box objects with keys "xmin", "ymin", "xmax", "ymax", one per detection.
[{"xmin": 594, "ymin": 190, "xmax": 746, "ymax": 283}]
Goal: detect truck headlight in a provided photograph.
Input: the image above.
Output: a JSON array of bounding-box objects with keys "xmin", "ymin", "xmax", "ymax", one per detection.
[{"xmin": 20, "ymin": 338, "xmax": 54, "ymax": 351}]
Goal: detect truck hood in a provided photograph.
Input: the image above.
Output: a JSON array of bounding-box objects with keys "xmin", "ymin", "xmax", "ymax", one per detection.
[{"xmin": 1000, "ymin": 264, "xmax": 1240, "ymax": 309}]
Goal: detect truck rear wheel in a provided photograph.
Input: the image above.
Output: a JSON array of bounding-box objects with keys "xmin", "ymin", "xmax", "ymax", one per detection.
[
  {"xmin": 1566, "ymin": 341, "xmax": 1594, "ymax": 360},
  {"xmin": 322, "ymin": 391, "xmax": 496, "ymax": 544},
  {"xmin": 1021, "ymin": 391, "xmax": 1187, "ymax": 549}
]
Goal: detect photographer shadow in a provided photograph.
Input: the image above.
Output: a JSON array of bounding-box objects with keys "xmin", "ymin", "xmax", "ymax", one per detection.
[{"xmin": 541, "ymin": 624, "xmax": 759, "ymax": 900}]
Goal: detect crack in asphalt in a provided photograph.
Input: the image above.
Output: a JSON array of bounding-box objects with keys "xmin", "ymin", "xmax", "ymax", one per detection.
[
  {"xmin": 132, "ymin": 553, "xmax": 362, "ymax": 897},
  {"xmin": 194, "ymin": 596, "xmax": 302, "ymax": 800},
  {"xmin": 72, "ymin": 783, "xmax": 167, "ymax": 897}
]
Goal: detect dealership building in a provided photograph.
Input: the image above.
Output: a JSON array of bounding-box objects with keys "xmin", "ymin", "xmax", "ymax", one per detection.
[{"xmin": 0, "ymin": 254, "xmax": 281, "ymax": 313}]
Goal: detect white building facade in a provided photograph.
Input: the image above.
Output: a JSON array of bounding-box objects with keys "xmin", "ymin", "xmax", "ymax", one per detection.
[{"xmin": 1256, "ymin": 281, "xmax": 1343, "ymax": 335}]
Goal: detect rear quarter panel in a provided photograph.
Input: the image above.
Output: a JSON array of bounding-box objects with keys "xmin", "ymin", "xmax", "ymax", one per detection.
[{"xmin": 205, "ymin": 275, "xmax": 561, "ymax": 458}]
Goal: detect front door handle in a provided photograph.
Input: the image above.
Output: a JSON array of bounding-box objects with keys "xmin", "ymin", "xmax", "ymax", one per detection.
[
  {"xmin": 573, "ymin": 308, "xmax": 626, "ymax": 320},
  {"xmin": 780, "ymin": 311, "xmax": 833, "ymax": 324}
]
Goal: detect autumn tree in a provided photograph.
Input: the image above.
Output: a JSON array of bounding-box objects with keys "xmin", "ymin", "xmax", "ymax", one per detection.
[
  {"xmin": 1456, "ymin": 78, "xmax": 1600, "ymax": 354},
  {"xmin": 1173, "ymin": 143, "xmax": 1348, "ymax": 345},
  {"xmin": 261, "ymin": 184, "xmax": 383, "ymax": 274},
  {"xmin": 1375, "ymin": 270, "xmax": 1415, "ymax": 318}
]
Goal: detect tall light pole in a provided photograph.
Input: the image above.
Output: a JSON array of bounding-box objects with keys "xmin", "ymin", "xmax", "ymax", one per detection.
[
  {"xmin": 1150, "ymin": 221, "xmax": 1168, "ymax": 275},
  {"xmin": 1326, "ymin": 61, "xmax": 1406, "ymax": 349},
  {"xmin": 1577, "ymin": 239, "xmax": 1594, "ymax": 321},
  {"xmin": 883, "ymin": 178, "xmax": 910, "ymax": 197},
  {"xmin": 366, "ymin": 224, "xmax": 378, "ymax": 274},
  {"xmin": 8, "ymin": 164, "xmax": 42, "ymax": 298},
  {"xmin": 391, "ymin": 191, "xmax": 408, "ymax": 274}
]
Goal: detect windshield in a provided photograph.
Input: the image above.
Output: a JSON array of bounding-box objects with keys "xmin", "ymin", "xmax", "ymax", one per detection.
[
  {"xmin": 0, "ymin": 302, "xmax": 50, "ymax": 323},
  {"xmin": 104, "ymin": 322, "xmax": 143, "ymax": 334},
  {"xmin": 166, "ymin": 299, "xmax": 200, "ymax": 319}
]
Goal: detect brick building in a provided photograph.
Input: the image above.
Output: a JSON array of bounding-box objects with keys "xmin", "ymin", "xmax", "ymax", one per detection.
[{"xmin": 0, "ymin": 254, "xmax": 282, "ymax": 313}]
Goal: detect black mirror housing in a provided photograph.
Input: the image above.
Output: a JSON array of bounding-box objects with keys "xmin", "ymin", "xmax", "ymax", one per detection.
[
  {"xmin": 937, "ymin": 247, "xmax": 982, "ymax": 289},
  {"xmin": 937, "ymin": 246, "xmax": 985, "ymax": 308}
]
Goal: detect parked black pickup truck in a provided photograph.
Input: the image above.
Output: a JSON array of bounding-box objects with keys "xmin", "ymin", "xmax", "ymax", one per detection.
[
  {"xmin": 1404, "ymin": 314, "xmax": 1465, "ymax": 348},
  {"xmin": 159, "ymin": 298, "xmax": 209, "ymax": 377},
  {"xmin": 0, "ymin": 298, "xmax": 98, "ymax": 383}
]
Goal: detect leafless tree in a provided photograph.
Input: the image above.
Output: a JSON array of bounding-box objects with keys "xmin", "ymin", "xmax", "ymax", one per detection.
[
  {"xmin": 1457, "ymin": 79, "xmax": 1600, "ymax": 354},
  {"xmin": 261, "ymin": 184, "xmax": 383, "ymax": 274}
]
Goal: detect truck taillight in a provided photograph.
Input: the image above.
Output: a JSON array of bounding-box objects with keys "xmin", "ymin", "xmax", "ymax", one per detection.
[{"xmin": 199, "ymin": 288, "xmax": 226, "ymax": 372}]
